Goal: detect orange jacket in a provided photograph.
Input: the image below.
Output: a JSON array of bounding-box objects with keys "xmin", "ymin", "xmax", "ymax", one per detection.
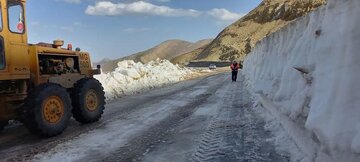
[{"xmin": 231, "ymin": 63, "xmax": 240, "ymax": 71}]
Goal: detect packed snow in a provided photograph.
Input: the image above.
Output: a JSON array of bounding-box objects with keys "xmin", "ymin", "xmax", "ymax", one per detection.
[
  {"xmin": 30, "ymin": 74, "xmax": 288, "ymax": 162},
  {"xmin": 244, "ymin": 0, "xmax": 360, "ymax": 161},
  {"xmin": 95, "ymin": 59, "xmax": 194, "ymax": 100}
]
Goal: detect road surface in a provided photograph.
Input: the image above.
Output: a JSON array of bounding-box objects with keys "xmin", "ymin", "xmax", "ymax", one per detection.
[{"xmin": 0, "ymin": 73, "xmax": 289, "ymax": 162}]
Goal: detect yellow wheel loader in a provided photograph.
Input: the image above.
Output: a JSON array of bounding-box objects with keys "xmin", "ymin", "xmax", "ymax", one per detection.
[{"xmin": 0, "ymin": 0, "xmax": 105, "ymax": 137}]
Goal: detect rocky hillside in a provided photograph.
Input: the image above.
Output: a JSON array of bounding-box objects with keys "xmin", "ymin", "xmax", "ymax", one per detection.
[
  {"xmin": 171, "ymin": 44, "xmax": 209, "ymax": 65},
  {"xmin": 185, "ymin": 0, "xmax": 326, "ymax": 62},
  {"xmin": 98, "ymin": 39, "xmax": 212, "ymax": 72}
]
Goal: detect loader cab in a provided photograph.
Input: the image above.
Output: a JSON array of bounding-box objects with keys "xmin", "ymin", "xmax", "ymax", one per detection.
[{"xmin": 0, "ymin": 0, "xmax": 29, "ymax": 80}]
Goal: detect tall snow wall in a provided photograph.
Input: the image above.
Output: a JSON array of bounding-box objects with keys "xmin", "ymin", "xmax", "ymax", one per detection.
[{"xmin": 244, "ymin": 0, "xmax": 360, "ymax": 161}]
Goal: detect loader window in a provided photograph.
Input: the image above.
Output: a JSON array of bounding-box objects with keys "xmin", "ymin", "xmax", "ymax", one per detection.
[
  {"xmin": 0, "ymin": 6, "xmax": 2, "ymax": 31},
  {"xmin": 8, "ymin": 3, "xmax": 24, "ymax": 33},
  {"xmin": 0, "ymin": 9, "xmax": 3, "ymax": 69},
  {"xmin": 0, "ymin": 37, "xmax": 4, "ymax": 70}
]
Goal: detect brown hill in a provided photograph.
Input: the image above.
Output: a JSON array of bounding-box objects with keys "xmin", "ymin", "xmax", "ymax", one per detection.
[
  {"xmin": 191, "ymin": 0, "xmax": 326, "ymax": 62},
  {"xmin": 98, "ymin": 39, "xmax": 212, "ymax": 72},
  {"xmin": 171, "ymin": 44, "xmax": 209, "ymax": 65}
]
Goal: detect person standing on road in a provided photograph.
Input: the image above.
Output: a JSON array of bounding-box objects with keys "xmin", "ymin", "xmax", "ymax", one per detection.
[{"xmin": 230, "ymin": 61, "xmax": 241, "ymax": 82}]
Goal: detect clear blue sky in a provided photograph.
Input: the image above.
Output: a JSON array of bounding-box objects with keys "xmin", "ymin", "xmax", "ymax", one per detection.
[{"xmin": 26, "ymin": 0, "xmax": 262, "ymax": 62}]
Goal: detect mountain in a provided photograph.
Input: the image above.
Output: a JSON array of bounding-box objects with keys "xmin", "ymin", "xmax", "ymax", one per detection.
[
  {"xmin": 170, "ymin": 45, "xmax": 208, "ymax": 65},
  {"xmin": 98, "ymin": 39, "xmax": 212, "ymax": 72},
  {"xmin": 184, "ymin": 0, "xmax": 326, "ymax": 62}
]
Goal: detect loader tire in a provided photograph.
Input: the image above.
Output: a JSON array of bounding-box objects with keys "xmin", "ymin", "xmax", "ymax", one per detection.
[
  {"xmin": 0, "ymin": 121, "xmax": 8, "ymax": 131},
  {"xmin": 71, "ymin": 78, "xmax": 105, "ymax": 124},
  {"xmin": 23, "ymin": 83, "xmax": 72, "ymax": 137}
]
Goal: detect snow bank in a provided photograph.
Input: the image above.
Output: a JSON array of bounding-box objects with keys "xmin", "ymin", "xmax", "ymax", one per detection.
[
  {"xmin": 95, "ymin": 59, "xmax": 193, "ymax": 100},
  {"xmin": 244, "ymin": 0, "xmax": 360, "ymax": 161}
]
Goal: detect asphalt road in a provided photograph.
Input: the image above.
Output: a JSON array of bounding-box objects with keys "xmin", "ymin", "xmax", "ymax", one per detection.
[{"xmin": 0, "ymin": 73, "xmax": 289, "ymax": 162}]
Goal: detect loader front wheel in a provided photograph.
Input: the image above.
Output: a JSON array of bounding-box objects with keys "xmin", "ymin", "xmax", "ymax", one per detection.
[
  {"xmin": 0, "ymin": 121, "xmax": 8, "ymax": 131},
  {"xmin": 23, "ymin": 83, "xmax": 72, "ymax": 137},
  {"xmin": 72, "ymin": 78, "xmax": 105, "ymax": 124}
]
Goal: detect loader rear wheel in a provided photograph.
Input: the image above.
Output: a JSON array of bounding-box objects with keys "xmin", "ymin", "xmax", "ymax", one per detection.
[
  {"xmin": 23, "ymin": 83, "xmax": 72, "ymax": 137},
  {"xmin": 0, "ymin": 121, "xmax": 8, "ymax": 131},
  {"xmin": 72, "ymin": 78, "xmax": 105, "ymax": 124}
]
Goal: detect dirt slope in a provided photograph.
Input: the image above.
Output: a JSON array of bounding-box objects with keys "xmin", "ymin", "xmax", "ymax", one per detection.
[
  {"xmin": 171, "ymin": 44, "xmax": 209, "ymax": 65},
  {"xmin": 192, "ymin": 0, "xmax": 326, "ymax": 62},
  {"xmin": 98, "ymin": 39, "xmax": 212, "ymax": 72}
]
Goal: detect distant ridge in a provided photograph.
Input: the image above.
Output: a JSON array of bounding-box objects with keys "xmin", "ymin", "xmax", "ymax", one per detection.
[{"xmin": 97, "ymin": 39, "xmax": 213, "ymax": 72}]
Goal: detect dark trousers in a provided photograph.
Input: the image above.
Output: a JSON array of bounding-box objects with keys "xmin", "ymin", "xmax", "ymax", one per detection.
[{"xmin": 232, "ymin": 71, "xmax": 238, "ymax": 81}]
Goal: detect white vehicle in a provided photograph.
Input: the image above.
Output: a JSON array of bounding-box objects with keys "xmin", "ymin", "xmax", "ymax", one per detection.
[{"xmin": 209, "ymin": 64, "xmax": 217, "ymax": 70}]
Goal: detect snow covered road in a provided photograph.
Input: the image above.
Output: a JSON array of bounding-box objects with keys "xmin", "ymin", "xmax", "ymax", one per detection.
[{"xmin": 0, "ymin": 73, "xmax": 289, "ymax": 162}]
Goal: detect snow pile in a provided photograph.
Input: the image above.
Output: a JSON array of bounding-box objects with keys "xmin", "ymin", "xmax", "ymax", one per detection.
[
  {"xmin": 252, "ymin": 101, "xmax": 304, "ymax": 161},
  {"xmin": 95, "ymin": 59, "xmax": 193, "ymax": 100},
  {"xmin": 244, "ymin": 0, "xmax": 360, "ymax": 161}
]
